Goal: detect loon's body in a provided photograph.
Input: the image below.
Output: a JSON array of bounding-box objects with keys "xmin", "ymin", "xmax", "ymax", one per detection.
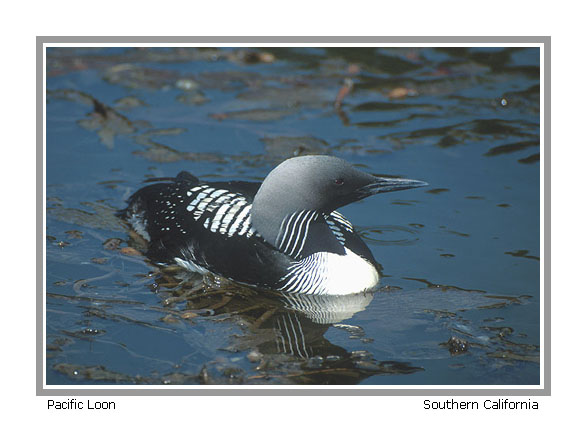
[{"xmin": 121, "ymin": 156, "xmax": 426, "ymax": 295}]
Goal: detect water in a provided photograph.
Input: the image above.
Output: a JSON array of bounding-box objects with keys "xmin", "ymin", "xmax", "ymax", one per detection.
[{"xmin": 45, "ymin": 47, "xmax": 540, "ymax": 385}]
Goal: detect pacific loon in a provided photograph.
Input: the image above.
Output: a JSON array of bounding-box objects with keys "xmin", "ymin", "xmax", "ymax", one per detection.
[{"xmin": 121, "ymin": 155, "xmax": 426, "ymax": 295}]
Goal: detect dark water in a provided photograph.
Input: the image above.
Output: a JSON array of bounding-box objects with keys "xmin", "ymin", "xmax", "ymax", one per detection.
[{"xmin": 45, "ymin": 47, "xmax": 540, "ymax": 385}]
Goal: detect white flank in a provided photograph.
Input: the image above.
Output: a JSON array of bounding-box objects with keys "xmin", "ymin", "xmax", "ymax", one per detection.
[
  {"xmin": 128, "ymin": 213, "xmax": 150, "ymax": 241},
  {"xmin": 282, "ymin": 247, "xmax": 379, "ymax": 295},
  {"xmin": 174, "ymin": 257, "xmax": 209, "ymax": 275}
]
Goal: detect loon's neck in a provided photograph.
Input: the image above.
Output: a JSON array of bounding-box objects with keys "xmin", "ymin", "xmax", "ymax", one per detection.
[
  {"xmin": 250, "ymin": 164, "xmax": 339, "ymax": 255},
  {"xmin": 251, "ymin": 204, "xmax": 345, "ymax": 259}
]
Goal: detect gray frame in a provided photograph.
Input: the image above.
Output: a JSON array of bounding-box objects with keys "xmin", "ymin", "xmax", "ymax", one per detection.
[{"xmin": 37, "ymin": 36, "xmax": 550, "ymax": 396}]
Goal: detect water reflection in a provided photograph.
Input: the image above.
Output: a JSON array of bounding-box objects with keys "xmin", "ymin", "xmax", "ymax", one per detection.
[{"xmin": 156, "ymin": 272, "xmax": 422, "ymax": 384}]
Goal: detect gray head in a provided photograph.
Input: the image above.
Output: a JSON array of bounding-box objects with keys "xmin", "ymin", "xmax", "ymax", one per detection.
[{"xmin": 251, "ymin": 155, "xmax": 427, "ymax": 248}]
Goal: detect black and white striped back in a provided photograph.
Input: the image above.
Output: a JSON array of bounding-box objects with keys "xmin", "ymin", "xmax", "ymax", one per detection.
[{"xmin": 183, "ymin": 184, "xmax": 256, "ymax": 238}]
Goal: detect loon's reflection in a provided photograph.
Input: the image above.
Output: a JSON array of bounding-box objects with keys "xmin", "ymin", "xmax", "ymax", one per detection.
[
  {"xmin": 269, "ymin": 292, "xmax": 373, "ymax": 359},
  {"xmin": 280, "ymin": 291, "xmax": 374, "ymax": 324},
  {"xmin": 155, "ymin": 271, "xmax": 422, "ymax": 384}
]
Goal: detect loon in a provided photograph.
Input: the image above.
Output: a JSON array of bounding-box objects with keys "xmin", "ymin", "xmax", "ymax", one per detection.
[{"xmin": 121, "ymin": 155, "xmax": 426, "ymax": 295}]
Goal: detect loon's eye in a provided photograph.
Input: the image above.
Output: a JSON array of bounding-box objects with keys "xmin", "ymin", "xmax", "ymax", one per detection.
[{"xmin": 334, "ymin": 178, "xmax": 345, "ymax": 185}]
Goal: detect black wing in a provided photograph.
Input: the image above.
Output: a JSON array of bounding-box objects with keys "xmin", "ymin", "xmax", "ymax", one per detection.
[{"xmin": 121, "ymin": 172, "xmax": 291, "ymax": 288}]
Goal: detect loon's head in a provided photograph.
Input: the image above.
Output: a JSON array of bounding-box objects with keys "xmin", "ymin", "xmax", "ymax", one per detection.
[{"xmin": 251, "ymin": 155, "xmax": 427, "ymax": 247}]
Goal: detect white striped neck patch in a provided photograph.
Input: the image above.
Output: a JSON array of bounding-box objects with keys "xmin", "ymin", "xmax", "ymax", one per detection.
[{"xmin": 275, "ymin": 210, "xmax": 321, "ymax": 259}]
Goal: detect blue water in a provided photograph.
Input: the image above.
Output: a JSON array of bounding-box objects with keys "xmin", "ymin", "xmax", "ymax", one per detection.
[{"xmin": 46, "ymin": 47, "xmax": 540, "ymax": 385}]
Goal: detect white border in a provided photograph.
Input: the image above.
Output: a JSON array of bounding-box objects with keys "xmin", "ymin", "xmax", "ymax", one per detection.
[{"xmin": 42, "ymin": 41, "xmax": 545, "ymax": 392}]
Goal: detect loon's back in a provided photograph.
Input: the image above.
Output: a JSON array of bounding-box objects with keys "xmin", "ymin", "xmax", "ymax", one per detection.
[{"xmin": 122, "ymin": 172, "xmax": 293, "ymax": 288}]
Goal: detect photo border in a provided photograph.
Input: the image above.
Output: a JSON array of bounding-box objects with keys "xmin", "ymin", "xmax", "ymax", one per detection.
[{"xmin": 37, "ymin": 36, "xmax": 550, "ymax": 396}]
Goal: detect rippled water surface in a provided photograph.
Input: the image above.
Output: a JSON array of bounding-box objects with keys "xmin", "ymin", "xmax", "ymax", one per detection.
[{"xmin": 45, "ymin": 47, "xmax": 540, "ymax": 385}]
